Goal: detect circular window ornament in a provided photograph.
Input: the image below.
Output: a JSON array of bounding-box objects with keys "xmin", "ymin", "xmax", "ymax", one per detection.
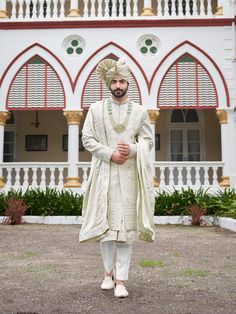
[
  {"xmin": 62, "ymin": 35, "xmax": 85, "ymax": 57},
  {"xmin": 138, "ymin": 35, "xmax": 160, "ymax": 56}
]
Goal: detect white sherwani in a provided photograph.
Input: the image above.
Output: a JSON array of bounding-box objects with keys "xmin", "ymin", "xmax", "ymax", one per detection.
[{"xmin": 79, "ymin": 97, "xmax": 155, "ymax": 243}]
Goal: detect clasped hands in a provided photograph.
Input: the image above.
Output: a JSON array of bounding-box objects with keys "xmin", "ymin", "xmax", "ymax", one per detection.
[{"xmin": 111, "ymin": 140, "xmax": 130, "ymax": 164}]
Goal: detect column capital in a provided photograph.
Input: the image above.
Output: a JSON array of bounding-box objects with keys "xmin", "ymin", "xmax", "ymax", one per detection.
[
  {"xmin": 147, "ymin": 110, "xmax": 160, "ymax": 124},
  {"xmin": 216, "ymin": 109, "xmax": 227, "ymax": 124},
  {"xmin": 0, "ymin": 111, "xmax": 10, "ymax": 125},
  {"xmin": 63, "ymin": 110, "xmax": 84, "ymax": 125}
]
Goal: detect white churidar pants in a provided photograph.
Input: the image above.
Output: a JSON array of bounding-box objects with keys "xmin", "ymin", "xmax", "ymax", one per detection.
[{"xmin": 100, "ymin": 241, "xmax": 132, "ymax": 281}]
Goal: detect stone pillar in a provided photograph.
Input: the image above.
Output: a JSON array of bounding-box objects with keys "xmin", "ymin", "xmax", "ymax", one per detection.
[
  {"xmin": 67, "ymin": 0, "xmax": 80, "ymax": 17},
  {"xmin": 148, "ymin": 109, "xmax": 160, "ymax": 187},
  {"xmin": 0, "ymin": 0, "xmax": 8, "ymax": 18},
  {"xmin": 63, "ymin": 110, "xmax": 83, "ymax": 188},
  {"xmin": 216, "ymin": 109, "xmax": 230, "ymax": 187},
  {"xmin": 141, "ymin": 0, "xmax": 154, "ymax": 16},
  {"xmin": 0, "ymin": 111, "xmax": 10, "ymax": 188}
]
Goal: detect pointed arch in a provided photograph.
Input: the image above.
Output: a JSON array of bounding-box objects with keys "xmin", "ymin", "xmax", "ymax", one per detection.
[
  {"xmin": 0, "ymin": 43, "xmax": 73, "ymax": 88},
  {"xmin": 81, "ymin": 53, "xmax": 141, "ymax": 108},
  {"xmin": 7, "ymin": 55, "xmax": 65, "ymax": 110},
  {"xmin": 74, "ymin": 42, "xmax": 148, "ymax": 90},
  {"xmin": 158, "ymin": 53, "xmax": 218, "ymax": 108},
  {"xmin": 73, "ymin": 42, "xmax": 148, "ymax": 107},
  {"xmin": 150, "ymin": 41, "xmax": 230, "ymax": 108},
  {"xmin": 0, "ymin": 43, "xmax": 73, "ymax": 111}
]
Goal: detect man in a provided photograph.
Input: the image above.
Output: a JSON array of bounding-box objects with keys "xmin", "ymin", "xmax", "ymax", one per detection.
[{"xmin": 79, "ymin": 58, "xmax": 155, "ymax": 298}]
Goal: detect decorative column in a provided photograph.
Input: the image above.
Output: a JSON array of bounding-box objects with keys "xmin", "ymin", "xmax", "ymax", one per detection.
[
  {"xmin": 148, "ymin": 109, "xmax": 160, "ymax": 187},
  {"xmin": 216, "ymin": 109, "xmax": 230, "ymax": 187},
  {"xmin": 63, "ymin": 110, "xmax": 83, "ymax": 188},
  {"xmin": 141, "ymin": 0, "xmax": 154, "ymax": 16},
  {"xmin": 0, "ymin": 0, "xmax": 9, "ymax": 18},
  {"xmin": 0, "ymin": 111, "xmax": 10, "ymax": 188},
  {"xmin": 67, "ymin": 0, "xmax": 80, "ymax": 17}
]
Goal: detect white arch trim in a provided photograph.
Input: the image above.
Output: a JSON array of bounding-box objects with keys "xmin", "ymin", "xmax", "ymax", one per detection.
[
  {"xmin": 150, "ymin": 42, "xmax": 229, "ymax": 109},
  {"xmin": 73, "ymin": 43, "xmax": 148, "ymax": 110},
  {"xmin": 0, "ymin": 45, "xmax": 73, "ymax": 111}
]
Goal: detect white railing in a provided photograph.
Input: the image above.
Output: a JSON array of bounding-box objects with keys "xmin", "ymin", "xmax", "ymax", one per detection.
[
  {"xmin": 1, "ymin": 0, "xmax": 233, "ymax": 21},
  {"xmin": 154, "ymin": 161, "xmax": 224, "ymax": 189},
  {"xmin": 0, "ymin": 161, "xmax": 224, "ymax": 191},
  {"xmin": 7, "ymin": 0, "xmax": 66, "ymax": 20},
  {"xmin": 1, "ymin": 162, "xmax": 68, "ymax": 190},
  {"xmin": 77, "ymin": 161, "xmax": 91, "ymax": 190}
]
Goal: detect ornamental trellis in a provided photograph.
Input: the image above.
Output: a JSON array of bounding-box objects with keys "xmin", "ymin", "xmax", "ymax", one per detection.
[
  {"xmin": 158, "ymin": 54, "xmax": 218, "ymax": 108},
  {"xmin": 7, "ymin": 56, "xmax": 65, "ymax": 110}
]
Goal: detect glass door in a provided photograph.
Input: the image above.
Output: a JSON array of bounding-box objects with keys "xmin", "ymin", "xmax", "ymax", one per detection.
[
  {"xmin": 170, "ymin": 128, "xmax": 200, "ymax": 161},
  {"xmin": 4, "ymin": 131, "xmax": 16, "ymax": 162}
]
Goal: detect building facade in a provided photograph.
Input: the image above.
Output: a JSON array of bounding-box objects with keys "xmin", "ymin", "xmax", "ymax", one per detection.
[{"xmin": 0, "ymin": 0, "xmax": 236, "ymax": 191}]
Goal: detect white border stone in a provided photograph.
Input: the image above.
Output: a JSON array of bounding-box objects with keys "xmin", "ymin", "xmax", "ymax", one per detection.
[
  {"xmin": 0, "ymin": 216, "xmax": 235, "ymax": 232},
  {"xmin": 213, "ymin": 217, "xmax": 236, "ymax": 233}
]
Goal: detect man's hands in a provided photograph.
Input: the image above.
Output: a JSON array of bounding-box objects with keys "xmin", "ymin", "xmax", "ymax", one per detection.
[
  {"xmin": 111, "ymin": 141, "xmax": 130, "ymax": 164},
  {"xmin": 117, "ymin": 141, "xmax": 130, "ymax": 157}
]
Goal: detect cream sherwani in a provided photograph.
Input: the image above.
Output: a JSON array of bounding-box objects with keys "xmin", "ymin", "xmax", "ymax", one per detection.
[{"xmin": 79, "ymin": 97, "xmax": 155, "ymax": 243}]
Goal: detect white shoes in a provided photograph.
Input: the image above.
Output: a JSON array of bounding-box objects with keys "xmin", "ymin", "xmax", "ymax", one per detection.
[
  {"xmin": 101, "ymin": 276, "xmax": 115, "ymax": 290},
  {"xmin": 114, "ymin": 284, "xmax": 129, "ymax": 298}
]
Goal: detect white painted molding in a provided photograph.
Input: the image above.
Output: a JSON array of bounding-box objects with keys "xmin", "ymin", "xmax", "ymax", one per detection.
[
  {"xmin": 0, "ymin": 216, "xmax": 235, "ymax": 233},
  {"xmin": 0, "ymin": 215, "xmax": 84, "ymax": 224},
  {"xmin": 213, "ymin": 217, "xmax": 236, "ymax": 233}
]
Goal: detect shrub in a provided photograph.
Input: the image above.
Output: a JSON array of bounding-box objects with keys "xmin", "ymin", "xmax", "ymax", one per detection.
[
  {"xmin": 154, "ymin": 187, "xmax": 210, "ymax": 216},
  {"xmin": 186, "ymin": 204, "xmax": 207, "ymax": 226},
  {"xmin": 155, "ymin": 187, "xmax": 236, "ymax": 218},
  {"xmin": 4, "ymin": 198, "xmax": 28, "ymax": 224},
  {"xmin": 23, "ymin": 188, "xmax": 83, "ymax": 216},
  {"xmin": 0, "ymin": 188, "xmax": 84, "ymax": 217},
  {"xmin": 0, "ymin": 187, "xmax": 236, "ymax": 219}
]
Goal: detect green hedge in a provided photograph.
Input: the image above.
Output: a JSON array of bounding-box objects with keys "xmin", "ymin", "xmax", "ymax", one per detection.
[
  {"xmin": 0, "ymin": 187, "xmax": 235, "ymax": 219},
  {"xmin": 0, "ymin": 188, "xmax": 83, "ymax": 216},
  {"xmin": 155, "ymin": 187, "xmax": 236, "ymax": 219}
]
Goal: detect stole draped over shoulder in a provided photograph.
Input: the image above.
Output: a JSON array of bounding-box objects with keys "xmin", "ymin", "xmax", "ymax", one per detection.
[{"xmin": 79, "ymin": 98, "xmax": 155, "ymax": 243}]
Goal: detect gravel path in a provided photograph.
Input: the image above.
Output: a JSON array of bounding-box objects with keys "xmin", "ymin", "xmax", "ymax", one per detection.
[{"xmin": 0, "ymin": 224, "xmax": 235, "ymax": 314}]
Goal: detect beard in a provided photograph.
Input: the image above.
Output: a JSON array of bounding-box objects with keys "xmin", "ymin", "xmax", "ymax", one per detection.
[{"xmin": 110, "ymin": 87, "xmax": 128, "ymax": 98}]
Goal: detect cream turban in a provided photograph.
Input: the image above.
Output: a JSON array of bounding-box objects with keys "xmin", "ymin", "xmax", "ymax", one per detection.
[{"xmin": 96, "ymin": 58, "xmax": 131, "ymax": 88}]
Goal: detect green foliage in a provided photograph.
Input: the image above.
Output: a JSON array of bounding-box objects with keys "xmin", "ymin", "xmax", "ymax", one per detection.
[
  {"xmin": 207, "ymin": 188, "xmax": 236, "ymax": 219},
  {"xmin": 0, "ymin": 188, "xmax": 83, "ymax": 216},
  {"xmin": 0, "ymin": 187, "xmax": 236, "ymax": 219},
  {"xmin": 155, "ymin": 187, "xmax": 210, "ymax": 216},
  {"xmin": 155, "ymin": 187, "xmax": 236, "ymax": 219}
]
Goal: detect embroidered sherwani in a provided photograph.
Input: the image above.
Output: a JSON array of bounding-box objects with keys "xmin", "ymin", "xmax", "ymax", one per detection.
[{"xmin": 79, "ymin": 97, "xmax": 155, "ymax": 243}]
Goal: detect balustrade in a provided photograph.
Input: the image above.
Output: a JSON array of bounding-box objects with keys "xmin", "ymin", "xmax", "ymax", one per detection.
[
  {"xmin": 154, "ymin": 161, "xmax": 224, "ymax": 188},
  {"xmin": 2, "ymin": 162, "xmax": 68, "ymax": 190},
  {"xmin": 0, "ymin": 161, "xmax": 224, "ymax": 191},
  {"xmin": 0, "ymin": 0, "xmax": 232, "ymax": 21}
]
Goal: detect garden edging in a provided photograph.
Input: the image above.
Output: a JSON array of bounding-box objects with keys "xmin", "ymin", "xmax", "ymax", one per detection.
[{"xmin": 0, "ymin": 216, "xmax": 236, "ymax": 233}]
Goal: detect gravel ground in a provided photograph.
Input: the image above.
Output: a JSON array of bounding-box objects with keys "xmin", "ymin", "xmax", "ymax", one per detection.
[{"xmin": 0, "ymin": 224, "xmax": 235, "ymax": 314}]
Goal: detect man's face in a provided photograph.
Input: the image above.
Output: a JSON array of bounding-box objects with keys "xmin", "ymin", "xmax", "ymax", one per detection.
[{"xmin": 109, "ymin": 76, "xmax": 129, "ymax": 98}]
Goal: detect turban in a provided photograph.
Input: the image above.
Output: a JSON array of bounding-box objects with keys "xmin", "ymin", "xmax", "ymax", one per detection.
[{"xmin": 96, "ymin": 58, "xmax": 131, "ymax": 88}]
